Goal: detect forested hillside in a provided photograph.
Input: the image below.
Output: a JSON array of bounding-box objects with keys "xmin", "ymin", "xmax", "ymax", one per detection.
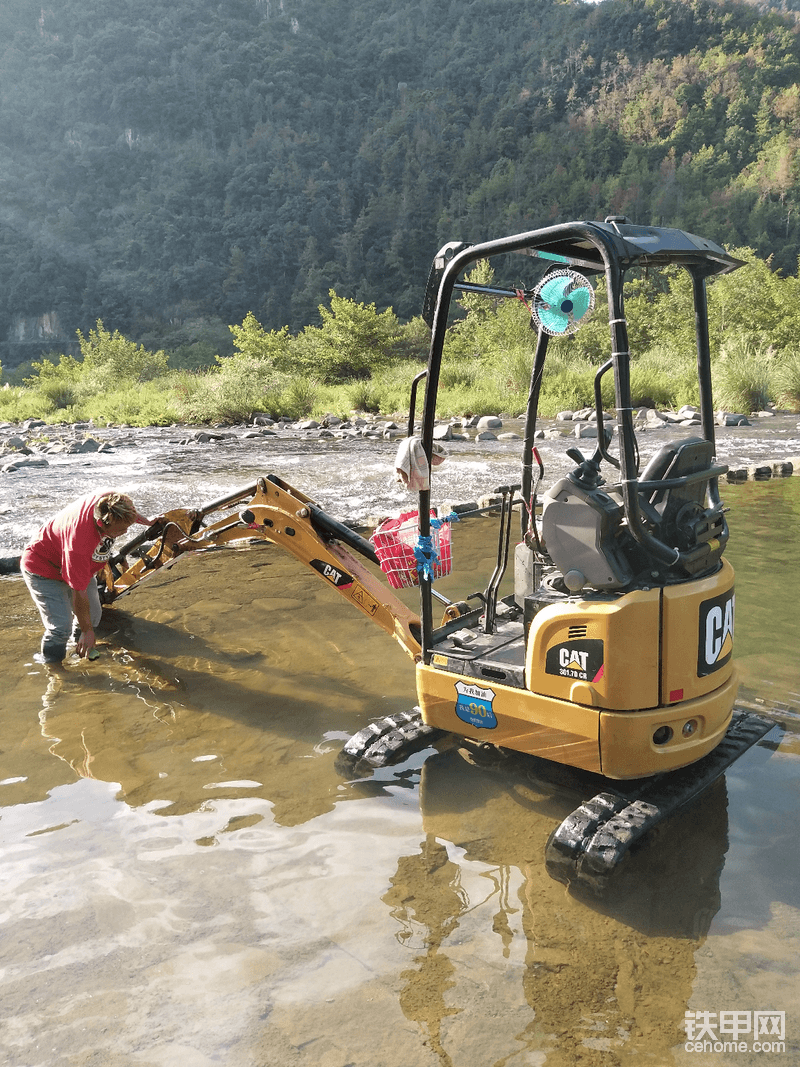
[{"xmin": 3, "ymin": 0, "xmax": 800, "ymax": 370}]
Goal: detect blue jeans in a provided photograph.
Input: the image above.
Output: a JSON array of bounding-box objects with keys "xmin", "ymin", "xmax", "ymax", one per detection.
[{"xmin": 22, "ymin": 570, "xmax": 102, "ymax": 662}]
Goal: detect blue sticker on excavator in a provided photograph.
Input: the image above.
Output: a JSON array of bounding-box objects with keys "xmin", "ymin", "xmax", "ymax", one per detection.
[{"xmin": 454, "ymin": 681, "xmax": 497, "ymax": 729}]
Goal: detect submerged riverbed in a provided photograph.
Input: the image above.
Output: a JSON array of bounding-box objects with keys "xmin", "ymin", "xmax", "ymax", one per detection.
[{"xmin": 0, "ymin": 430, "xmax": 798, "ymax": 1066}]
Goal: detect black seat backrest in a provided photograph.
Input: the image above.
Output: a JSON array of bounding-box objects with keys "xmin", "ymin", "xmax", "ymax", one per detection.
[
  {"xmin": 638, "ymin": 436, "xmax": 720, "ymax": 553},
  {"xmin": 640, "ymin": 436, "xmax": 714, "ymax": 507}
]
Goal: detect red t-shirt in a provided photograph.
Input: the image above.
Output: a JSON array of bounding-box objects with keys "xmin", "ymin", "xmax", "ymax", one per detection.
[{"xmin": 21, "ymin": 491, "xmax": 116, "ymax": 592}]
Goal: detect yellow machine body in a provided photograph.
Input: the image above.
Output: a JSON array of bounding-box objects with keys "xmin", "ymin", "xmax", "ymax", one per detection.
[{"xmin": 417, "ymin": 560, "xmax": 737, "ymax": 779}]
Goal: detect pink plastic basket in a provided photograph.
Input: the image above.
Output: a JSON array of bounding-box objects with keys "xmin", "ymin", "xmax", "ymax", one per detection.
[{"xmin": 370, "ymin": 509, "xmax": 453, "ymax": 589}]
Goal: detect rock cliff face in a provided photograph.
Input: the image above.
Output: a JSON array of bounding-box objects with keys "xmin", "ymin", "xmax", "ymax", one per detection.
[
  {"xmin": 2, "ymin": 312, "xmax": 79, "ymax": 370},
  {"xmin": 9, "ymin": 311, "xmax": 65, "ymax": 344}
]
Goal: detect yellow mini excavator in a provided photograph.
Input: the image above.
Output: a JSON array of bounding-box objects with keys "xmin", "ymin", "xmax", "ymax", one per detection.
[{"xmin": 100, "ymin": 218, "xmax": 774, "ymax": 892}]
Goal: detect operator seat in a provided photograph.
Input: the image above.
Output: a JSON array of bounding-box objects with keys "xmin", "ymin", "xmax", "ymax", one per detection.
[{"xmin": 636, "ymin": 436, "xmax": 728, "ymax": 570}]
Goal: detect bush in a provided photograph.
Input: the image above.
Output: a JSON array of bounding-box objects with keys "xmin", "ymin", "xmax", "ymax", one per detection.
[{"xmin": 77, "ymin": 320, "xmax": 169, "ymax": 392}]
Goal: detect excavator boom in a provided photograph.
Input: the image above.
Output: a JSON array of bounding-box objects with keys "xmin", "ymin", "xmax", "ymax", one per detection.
[{"xmin": 102, "ymin": 474, "xmax": 422, "ymax": 662}]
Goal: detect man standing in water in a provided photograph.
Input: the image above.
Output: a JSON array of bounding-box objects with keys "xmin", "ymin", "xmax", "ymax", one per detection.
[{"xmin": 21, "ymin": 490, "xmax": 154, "ymax": 664}]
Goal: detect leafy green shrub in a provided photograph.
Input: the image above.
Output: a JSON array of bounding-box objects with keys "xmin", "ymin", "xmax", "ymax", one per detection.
[
  {"xmin": 228, "ymin": 312, "xmax": 292, "ymax": 367},
  {"xmin": 77, "ymin": 320, "xmax": 169, "ymax": 394}
]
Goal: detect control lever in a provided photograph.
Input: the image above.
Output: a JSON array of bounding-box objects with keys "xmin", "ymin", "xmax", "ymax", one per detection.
[{"xmin": 483, "ymin": 484, "xmax": 521, "ymax": 634}]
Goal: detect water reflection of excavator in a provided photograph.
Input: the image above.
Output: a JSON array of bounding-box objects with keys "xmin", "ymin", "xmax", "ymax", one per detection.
[
  {"xmin": 100, "ymin": 218, "xmax": 774, "ymax": 892},
  {"xmin": 385, "ymin": 748, "xmax": 732, "ymax": 1065}
]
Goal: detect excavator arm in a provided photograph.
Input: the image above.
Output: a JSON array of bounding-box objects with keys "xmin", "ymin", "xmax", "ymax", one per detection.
[{"xmin": 101, "ymin": 474, "xmax": 422, "ymax": 662}]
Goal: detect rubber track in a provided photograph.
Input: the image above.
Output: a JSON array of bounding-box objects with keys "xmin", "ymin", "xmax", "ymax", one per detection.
[
  {"xmin": 339, "ymin": 707, "xmax": 445, "ymax": 770},
  {"xmin": 545, "ymin": 709, "xmax": 775, "ymax": 893}
]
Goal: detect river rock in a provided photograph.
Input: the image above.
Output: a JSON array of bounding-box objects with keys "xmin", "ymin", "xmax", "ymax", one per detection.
[
  {"xmin": 717, "ymin": 412, "xmax": 750, "ymax": 426},
  {"xmin": 555, "ymin": 410, "xmax": 574, "ymax": 421},
  {"xmin": 2, "ymin": 435, "xmax": 28, "ymax": 451},
  {"xmin": 475, "ymin": 430, "xmax": 497, "ymax": 441},
  {"xmin": 747, "ymin": 464, "xmax": 772, "ymax": 480},
  {"xmin": 574, "ymin": 423, "xmax": 599, "ymax": 437},
  {"xmin": 442, "ymin": 500, "xmax": 480, "ymax": 516},
  {"xmin": 644, "ymin": 408, "xmax": 668, "ymax": 423},
  {"xmin": 477, "ymin": 415, "xmax": 503, "ymax": 430},
  {"xmin": 433, "ymin": 423, "xmax": 453, "ymax": 440},
  {"xmin": 2, "ymin": 455, "xmax": 49, "ymax": 472},
  {"xmin": 67, "ymin": 438, "xmax": 101, "ymax": 453}
]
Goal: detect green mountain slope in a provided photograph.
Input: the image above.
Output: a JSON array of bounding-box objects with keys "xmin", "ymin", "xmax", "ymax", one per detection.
[{"xmin": 2, "ymin": 0, "xmax": 800, "ymax": 364}]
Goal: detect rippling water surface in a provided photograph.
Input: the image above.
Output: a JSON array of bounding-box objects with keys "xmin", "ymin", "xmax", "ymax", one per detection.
[{"xmin": 0, "ymin": 427, "xmax": 798, "ymax": 1066}]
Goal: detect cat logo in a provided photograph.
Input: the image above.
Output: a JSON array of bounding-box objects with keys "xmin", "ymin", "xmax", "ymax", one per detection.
[
  {"xmin": 310, "ymin": 559, "xmax": 353, "ymax": 588},
  {"xmin": 698, "ymin": 588, "xmax": 735, "ymax": 676},
  {"xmin": 545, "ymin": 639, "xmax": 604, "ymax": 682}
]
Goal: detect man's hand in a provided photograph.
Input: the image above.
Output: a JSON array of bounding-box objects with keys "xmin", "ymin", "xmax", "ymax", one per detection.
[
  {"xmin": 73, "ymin": 586, "xmax": 96, "ymax": 658},
  {"xmin": 76, "ymin": 628, "xmax": 96, "ymax": 658}
]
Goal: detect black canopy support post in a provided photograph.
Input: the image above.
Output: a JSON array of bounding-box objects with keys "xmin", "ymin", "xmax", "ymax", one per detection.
[
  {"xmin": 607, "ymin": 264, "xmax": 638, "ymax": 487},
  {"xmin": 691, "ymin": 271, "xmax": 716, "ymax": 448},
  {"xmin": 609, "ymin": 264, "xmax": 681, "ymax": 568},
  {"xmin": 690, "ymin": 268, "xmax": 723, "ymax": 508},
  {"xmin": 521, "ymin": 329, "xmax": 549, "ymax": 539}
]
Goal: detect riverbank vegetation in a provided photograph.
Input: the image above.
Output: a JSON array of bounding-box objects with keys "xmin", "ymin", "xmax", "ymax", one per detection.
[{"xmin": 2, "ymin": 247, "xmax": 800, "ymax": 427}]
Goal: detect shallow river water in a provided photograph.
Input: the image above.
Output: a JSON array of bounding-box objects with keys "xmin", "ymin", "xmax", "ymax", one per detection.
[{"xmin": 0, "ymin": 426, "xmax": 799, "ymax": 1067}]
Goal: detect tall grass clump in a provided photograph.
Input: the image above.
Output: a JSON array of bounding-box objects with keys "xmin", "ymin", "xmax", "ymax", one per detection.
[
  {"xmin": 773, "ymin": 347, "xmax": 800, "ymax": 412},
  {"xmin": 713, "ymin": 339, "xmax": 773, "ymax": 413},
  {"xmin": 629, "ymin": 347, "xmax": 700, "ymax": 410},
  {"xmin": 280, "ymin": 376, "xmax": 319, "ymax": 419},
  {"xmin": 173, "ymin": 358, "xmax": 286, "ymax": 424}
]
